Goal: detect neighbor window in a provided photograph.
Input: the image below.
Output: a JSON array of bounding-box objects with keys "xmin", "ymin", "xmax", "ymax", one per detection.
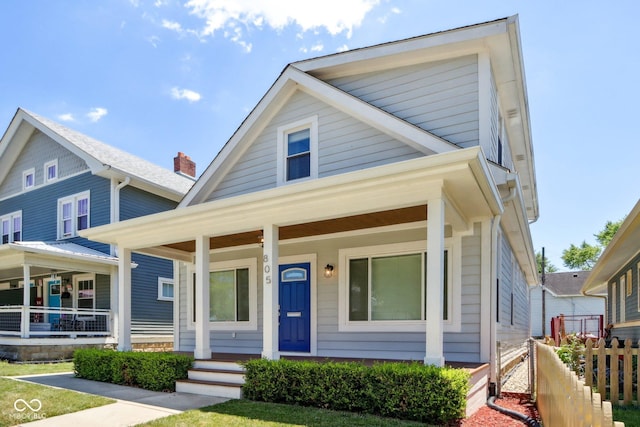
[
  {"xmin": 58, "ymin": 191, "xmax": 90, "ymax": 238},
  {"xmin": 158, "ymin": 277, "xmax": 174, "ymax": 301},
  {"xmin": 626, "ymin": 269, "xmax": 633, "ymax": 297},
  {"xmin": 75, "ymin": 274, "xmax": 95, "ymax": 310},
  {"xmin": 23, "ymin": 168, "xmax": 35, "ymax": 191},
  {"xmin": 620, "ymin": 276, "xmax": 626, "ymax": 323},
  {"xmin": 612, "ymin": 281, "xmax": 617, "ymax": 324},
  {"xmin": 1, "ymin": 211, "xmax": 22, "ymax": 244},
  {"xmin": 339, "ymin": 241, "xmax": 452, "ymax": 332},
  {"xmin": 44, "ymin": 159, "xmax": 58, "ymax": 183},
  {"xmin": 277, "ymin": 116, "xmax": 318, "ymax": 185}
]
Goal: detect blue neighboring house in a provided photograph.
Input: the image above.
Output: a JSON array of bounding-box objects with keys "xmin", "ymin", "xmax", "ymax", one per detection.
[{"xmin": 0, "ymin": 108, "xmax": 194, "ymax": 360}]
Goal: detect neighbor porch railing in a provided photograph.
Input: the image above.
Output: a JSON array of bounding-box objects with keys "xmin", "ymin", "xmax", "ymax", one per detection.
[
  {"xmin": 0, "ymin": 305, "xmax": 112, "ymax": 338},
  {"xmin": 585, "ymin": 338, "xmax": 639, "ymax": 406},
  {"xmin": 536, "ymin": 341, "xmax": 624, "ymax": 427}
]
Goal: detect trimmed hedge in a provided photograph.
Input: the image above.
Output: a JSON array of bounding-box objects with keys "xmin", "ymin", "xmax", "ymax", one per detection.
[
  {"xmin": 73, "ymin": 349, "xmax": 193, "ymax": 392},
  {"xmin": 242, "ymin": 359, "xmax": 470, "ymax": 425}
]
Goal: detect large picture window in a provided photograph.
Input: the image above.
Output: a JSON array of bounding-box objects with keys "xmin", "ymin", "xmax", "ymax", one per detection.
[
  {"xmin": 58, "ymin": 191, "xmax": 90, "ymax": 238},
  {"xmin": 339, "ymin": 241, "xmax": 455, "ymax": 332}
]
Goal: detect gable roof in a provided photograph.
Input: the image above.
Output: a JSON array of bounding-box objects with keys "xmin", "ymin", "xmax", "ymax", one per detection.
[
  {"xmin": 582, "ymin": 198, "xmax": 640, "ymax": 294},
  {"xmin": 179, "ymin": 15, "xmax": 537, "ymax": 219},
  {"xmin": 543, "ymin": 271, "xmax": 592, "ymax": 296},
  {"xmin": 0, "ymin": 108, "xmax": 194, "ymax": 201}
]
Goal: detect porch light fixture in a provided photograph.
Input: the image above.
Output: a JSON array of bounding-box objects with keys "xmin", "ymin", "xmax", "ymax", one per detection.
[
  {"xmin": 258, "ymin": 234, "xmax": 264, "ymax": 247},
  {"xmin": 324, "ymin": 264, "xmax": 334, "ymax": 278}
]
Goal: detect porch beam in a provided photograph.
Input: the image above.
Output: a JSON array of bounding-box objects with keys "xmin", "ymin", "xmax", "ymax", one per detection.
[
  {"xmin": 261, "ymin": 224, "xmax": 280, "ymax": 360},
  {"xmin": 117, "ymin": 246, "xmax": 132, "ymax": 351},
  {"xmin": 425, "ymin": 197, "xmax": 445, "ymax": 366},
  {"xmin": 21, "ymin": 264, "xmax": 31, "ymax": 338},
  {"xmin": 194, "ymin": 235, "xmax": 211, "ymax": 359}
]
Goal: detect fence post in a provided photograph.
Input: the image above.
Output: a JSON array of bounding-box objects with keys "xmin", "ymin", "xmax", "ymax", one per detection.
[
  {"xmin": 597, "ymin": 338, "xmax": 607, "ymax": 397},
  {"xmin": 528, "ymin": 338, "xmax": 536, "ymax": 399},
  {"xmin": 585, "ymin": 339, "xmax": 594, "ymax": 387},
  {"xmin": 611, "ymin": 338, "xmax": 619, "ymax": 404},
  {"xmin": 623, "ymin": 338, "xmax": 632, "ymax": 405}
]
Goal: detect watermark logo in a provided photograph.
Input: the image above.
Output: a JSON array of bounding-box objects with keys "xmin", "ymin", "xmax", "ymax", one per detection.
[
  {"xmin": 14, "ymin": 398, "xmax": 42, "ymax": 412},
  {"xmin": 11, "ymin": 398, "xmax": 46, "ymax": 421}
]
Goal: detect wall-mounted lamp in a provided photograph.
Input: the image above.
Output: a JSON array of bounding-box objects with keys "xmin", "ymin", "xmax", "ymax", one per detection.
[
  {"xmin": 258, "ymin": 234, "xmax": 264, "ymax": 248},
  {"xmin": 324, "ymin": 264, "xmax": 334, "ymax": 278}
]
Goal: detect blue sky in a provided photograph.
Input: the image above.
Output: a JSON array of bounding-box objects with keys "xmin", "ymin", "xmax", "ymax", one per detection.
[{"xmin": 1, "ymin": 1, "xmax": 638, "ymax": 270}]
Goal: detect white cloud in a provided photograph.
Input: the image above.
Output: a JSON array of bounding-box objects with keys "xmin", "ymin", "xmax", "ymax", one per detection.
[
  {"xmin": 58, "ymin": 113, "xmax": 75, "ymax": 122},
  {"xmin": 87, "ymin": 107, "xmax": 108, "ymax": 123},
  {"xmin": 179, "ymin": 0, "xmax": 379, "ymax": 49},
  {"xmin": 171, "ymin": 87, "xmax": 202, "ymax": 102},
  {"xmin": 310, "ymin": 42, "xmax": 324, "ymax": 52},
  {"xmin": 336, "ymin": 44, "xmax": 349, "ymax": 52},
  {"xmin": 162, "ymin": 19, "xmax": 184, "ymax": 33}
]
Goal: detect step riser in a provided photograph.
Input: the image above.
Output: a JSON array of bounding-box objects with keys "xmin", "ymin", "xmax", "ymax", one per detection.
[
  {"xmin": 188, "ymin": 371, "xmax": 245, "ymax": 384},
  {"xmin": 193, "ymin": 361, "xmax": 245, "ymax": 372},
  {"xmin": 176, "ymin": 381, "xmax": 242, "ymax": 399}
]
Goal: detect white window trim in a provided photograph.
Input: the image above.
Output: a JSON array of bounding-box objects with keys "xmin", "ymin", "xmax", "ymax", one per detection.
[
  {"xmin": 1, "ymin": 210, "xmax": 22, "ymax": 244},
  {"xmin": 57, "ymin": 191, "xmax": 90, "ymax": 239},
  {"xmin": 612, "ymin": 281, "xmax": 617, "ymax": 324},
  {"xmin": 188, "ymin": 258, "xmax": 258, "ymax": 331},
  {"xmin": 74, "ymin": 273, "xmax": 96, "ymax": 320},
  {"xmin": 620, "ymin": 276, "xmax": 626, "ymax": 323},
  {"xmin": 338, "ymin": 239, "xmax": 460, "ymax": 333},
  {"xmin": 158, "ymin": 277, "xmax": 174, "ymax": 301},
  {"xmin": 44, "ymin": 159, "xmax": 58, "ymax": 184},
  {"xmin": 276, "ymin": 115, "xmax": 318, "ymax": 186},
  {"xmin": 23, "ymin": 168, "xmax": 35, "ymax": 191}
]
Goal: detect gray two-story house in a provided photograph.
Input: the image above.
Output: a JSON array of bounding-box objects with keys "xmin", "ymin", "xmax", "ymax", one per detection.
[{"xmin": 0, "ymin": 108, "xmax": 194, "ymax": 360}]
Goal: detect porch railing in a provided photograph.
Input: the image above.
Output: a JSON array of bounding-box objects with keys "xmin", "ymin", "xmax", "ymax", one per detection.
[{"xmin": 0, "ymin": 305, "xmax": 112, "ymax": 338}]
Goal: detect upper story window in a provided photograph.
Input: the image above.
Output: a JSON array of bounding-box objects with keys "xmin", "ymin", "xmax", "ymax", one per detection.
[
  {"xmin": 277, "ymin": 116, "xmax": 318, "ymax": 185},
  {"xmin": 23, "ymin": 168, "xmax": 35, "ymax": 191},
  {"xmin": 44, "ymin": 159, "xmax": 58, "ymax": 183},
  {"xmin": 58, "ymin": 191, "xmax": 90, "ymax": 239},
  {"xmin": 1, "ymin": 211, "xmax": 22, "ymax": 244}
]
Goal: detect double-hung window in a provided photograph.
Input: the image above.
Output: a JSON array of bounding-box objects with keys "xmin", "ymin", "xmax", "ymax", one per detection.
[
  {"xmin": 58, "ymin": 191, "xmax": 90, "ymax": 239},
  {"xmin": 1, "ymin": 211, "xmax": 22, "ymax": 244},
  {"xmin": 44, "ymin": 159, "xmax": 58, "ymax": 183},
  {"xmin": 277, "ymin": 116, "xmax": 318, "ymax": 185},
  {"xmin": 339, "ymin": 241, "xmax": 453, "ymax": 332},
  {"xmin": 23, "ymin": 168, "xmax": 35, "ymax": 191}
]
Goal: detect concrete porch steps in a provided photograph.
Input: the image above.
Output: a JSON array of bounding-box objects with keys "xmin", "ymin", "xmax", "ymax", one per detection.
[{"xmin": 176, "ymin": 360, "xmax": 245, "ymax": 399}]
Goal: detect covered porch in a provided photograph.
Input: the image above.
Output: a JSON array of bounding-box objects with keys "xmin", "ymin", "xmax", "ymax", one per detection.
[{"xmin": 83, "ymin": 148, "xmax": 504, "ymax": 368}]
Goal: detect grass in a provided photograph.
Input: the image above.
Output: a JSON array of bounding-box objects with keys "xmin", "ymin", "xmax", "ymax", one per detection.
[
  {"xmin": 0, "ymin": 360, "xmax": 114, "ymax": 427},
  {"xmin": 613, "ymin": 405, "xmax": 640, "ymax": 427},
  {"xmin": 139, "ymin": 399, "xmax": 431, "ymax": 427}
]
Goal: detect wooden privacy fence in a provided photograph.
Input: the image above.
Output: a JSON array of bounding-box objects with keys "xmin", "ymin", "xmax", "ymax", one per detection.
[
  {"xmin": 536, "ymin": 341, "xmax": 623, "ymax": 427},
  {"xmin": 585, "ymin": 338, "xmax": 639, "ymax": 405}
]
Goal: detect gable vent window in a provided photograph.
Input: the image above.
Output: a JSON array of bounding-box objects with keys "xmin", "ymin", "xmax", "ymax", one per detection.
[
  {"xmin": 277, "ymin": 116, "xmax": 318, "ymax": 185},
  {"xmin": 1, "ymin": 211, "xmax": 22, "ymax": 244},
  {"xmin": 58, "ymin": 191, "xmax": 90, "ymax": 239}
]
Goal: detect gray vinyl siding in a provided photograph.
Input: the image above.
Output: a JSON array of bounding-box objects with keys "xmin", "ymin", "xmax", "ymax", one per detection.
[
  {"xmin": 607, "ymin": 250, "xmax": 640, "ymax": 342},
  {"xmin": 177, "ymin": 225, "xmax": 483, "ymax": 362},
  {"xmin": 328, "ymin": 55, "xmax": 479, "ymax": 148},
  {"xmin": 496, "ymin": 230, "xmax": 530, "ymax": 351},
  {"xmin": 0, "ymin": 129, "xmax": 89, "ymax": 200},
  {"xmin": 206, "ymin": 90, "xmax": 423, "ymax": 201}
]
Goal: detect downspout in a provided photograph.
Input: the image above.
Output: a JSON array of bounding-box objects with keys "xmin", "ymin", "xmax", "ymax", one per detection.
[
  {"xmin": 489, "ymin": 213, "xmax": 501, "ymax": 395},
  {"xmin": 110, "ymin": 177, "xmax": 131, "ymax": 256}
]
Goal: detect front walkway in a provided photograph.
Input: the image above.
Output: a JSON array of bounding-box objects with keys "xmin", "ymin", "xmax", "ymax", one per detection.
[{"xmin": 12, "ymin": 372, "xmax": 228, "ymax": 426}]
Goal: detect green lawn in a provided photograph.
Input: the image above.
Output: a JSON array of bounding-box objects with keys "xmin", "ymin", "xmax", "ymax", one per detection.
[
  {"xmin": 139, "ymin": 399, "xmax": 431, "ymax": 427},
  {"xmin": 0, "ymin": 360, "xmax": 114, "ymax": 427},
  {"xmin": 613, "ymin": 406, "xmax": 640, "ymax": 427}
]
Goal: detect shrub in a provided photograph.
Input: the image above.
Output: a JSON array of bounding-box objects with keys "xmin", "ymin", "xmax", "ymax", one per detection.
[
  {"xmin": 242, "ymin": 359, "xmax": 469, "ymax": 425},
  {"xmin": 73, "ymin": 349, "xmax": 193, "ymax": 392},
  {"xmin": 556, "ymin": 334, "xmax": 585, "ymax": 375}
]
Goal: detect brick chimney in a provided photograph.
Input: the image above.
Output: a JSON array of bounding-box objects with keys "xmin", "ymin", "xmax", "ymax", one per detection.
[{"xmin": 174, "ymin": 152, "xmax": 196, "ymax": 178}]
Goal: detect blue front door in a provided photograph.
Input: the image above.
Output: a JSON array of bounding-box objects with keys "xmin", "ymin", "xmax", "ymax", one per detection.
[{"xmin": 279, "ymin": 263, "xmax": 311, "ymax": 352}]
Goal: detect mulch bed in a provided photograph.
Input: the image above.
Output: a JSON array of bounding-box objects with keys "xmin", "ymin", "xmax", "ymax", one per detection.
[{"xmin": 455, "ymin": 392, "xmax": 540, "ymax": 426}]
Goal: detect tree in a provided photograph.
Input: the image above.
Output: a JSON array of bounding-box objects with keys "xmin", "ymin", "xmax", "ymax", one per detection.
[
  {"xmin": 561, "ymin": 219, "xmax": 623, "ymax": 270},
  {"xmin": 536, "ymin": 251, "xmax": 558, "ymax": 274}
]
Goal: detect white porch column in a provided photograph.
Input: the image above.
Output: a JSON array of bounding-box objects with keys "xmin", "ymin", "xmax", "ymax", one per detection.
[
  {"xmin": 110, "ymin": 266, "xmax": 119, "ymax": 340},
  {"xmin": 425, "ymin": 197, "xmax": 445, "ymax": 366},
  {"xmin": 194, "ymin": 235, "xmax": 211, "ymax": 359},
  {"xmin": 117, "ymin": 246, "xmax": 132, "ymax": 351},
  {"xmin": 261, "ymin": 224, "xmax": 280, "ymax": 360},
  {"xmin": 21, "ymin": 264, "xmax": 31, "ymax": 338}
]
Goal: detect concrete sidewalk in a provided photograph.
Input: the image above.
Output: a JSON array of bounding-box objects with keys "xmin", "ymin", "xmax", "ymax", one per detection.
[{"xmin": 11, "ymin": 372, "xmax": 228, "ymax": 426}]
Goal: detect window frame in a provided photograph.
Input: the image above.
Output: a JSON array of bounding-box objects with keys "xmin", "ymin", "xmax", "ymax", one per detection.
[
  {"xmin": 188, "ymin": 258, "xmax": 258, "ymax": 331},
  {"xmin": 620, "ymin": 275, "xmax": 626, "ymax": 323},
  {"xmin": 1, "ymin": 211, "xmax": 22, "ymax": 244},
  {"xmin": 57, "ymin": 191, "xmax": 90, "ymax": 239},
  {"xmin": 157, "ymin": 277, "xmax": 174, "ymax": 301},
  {"xmin": 338, "ymin": 240, "xmax": 458, "ymax": 333},
  {"xmin": 44, "ymin": 159, "xmax": 58, "ymax": 184},
  {"xmin": 276, "ymin": 116, "xmax": 318, "ymax": 185},
  {"xmin": 612, "ymin": 280, "xmax": 617, "ymax": 324},
  {"xmin": 22, "ymin": 168, "xmax": 35, "ymax": 191}
]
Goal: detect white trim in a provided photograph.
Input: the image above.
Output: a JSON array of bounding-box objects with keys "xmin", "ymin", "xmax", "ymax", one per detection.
[
  {"xmin": 57, "ymin": 190, "xmax": 90, "ymax": 239},
  {"xmin": 611, "ymin": 281, "xmax": 617, "ymax": 324},
  {"xmin": 44, "ymin": 159, "xmax": 58, "ymax": 184},
  {"xmin": 620, "ymin": 275, "xmax": 626, "ymax": 323},
  {"xmin": 157, "ymin": 276, "xmax": 174, "ymax": 301},
  {"xmin": 22, "ymin": 168, "xmax": 35, "ymax": 191},
  {"xmin": 276, "ymin": 115, "xmax": 318, "ymax": 186},
  {"xmin": 338, "ymin": 240, "xmax": 457, "ymax": 332},
  {"xmin": 173, "ymin": 260, "xmax": 180, "ymax": 352},
  {"xmin": 278, "ymin": 253, "xmax": 318, "ymax": 356}
]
